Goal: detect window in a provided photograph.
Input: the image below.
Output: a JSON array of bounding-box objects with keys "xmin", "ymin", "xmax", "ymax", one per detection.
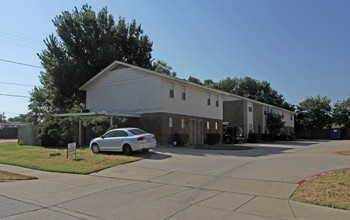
[
  {"xmin": 207, "ymin": 93, "xmax": 211, "ymax": 105},
  {"xmin": 215, "ymin": 95, "xmax": 219, "ymax": 107},
  {"xmin": 129, "ymin": 129, "xmax": 147, "ymax": 135},
  {"xmin": 249, "ymin": 124, "xmax": 253, "ymax": 133},
  {"xmin": 291, "ymin": 115, "xmax": 293, "ymax": 120},
  {"xmin": 248, "ymin": 106, "xmax": 253, "ymax": 112},
  {"xmin": 169, "ymin": 82, "xmax": 174, "ymax": 98},
  {"xmin": 181, "ymin": 118, "xmax": 186, "ymax": 133},
  {"xmin": 104, "ymin": 131, "xmax": 116, "ymax": 138},
  {"xmin": 207, "ymin": 121, "xmax": 210, "ymax": 131},
  {"xmin": 169, "ymin": 117, "xmax": 174, "ymax": 135},
  {"xmin": 182, "ymin": 86, "xmax": 186, "ymax": 100},
  {"xmin": 115, "ymin": 130, "xmax": 128, "ymax": 137},
  {"xmin": 215, "ymin": 122, "xmax": 218, "ymax": 133},
  {"xmin": 169, "ymin": 117, "xmax": 173, "ymax": 128},
  {"xmin": 282, "ymin": 113, "xmax": 285, "ymax": 118}
]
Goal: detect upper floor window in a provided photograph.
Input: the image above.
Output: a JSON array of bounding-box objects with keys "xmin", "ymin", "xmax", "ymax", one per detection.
[
  {"xmin": 215, "ymin": 95, "xmax": 219, "ymax": 107},
  {"xmin": 169, "ymin": 83, "xmax": 174, "ymax": 98},
  {"xmin": 248, "ymin": 106, "xmax": 253, "ymax": 112},
  {"xmin": 207, "ymin": 93, "xmax": 211, "ymax": 105},
  {"xmin": 182, "ymin": 86, "xmax": 186, "ymax": 100},
  {"xmin": 291, "ymin": 115, "xmax": 293, "ymax": 120}
]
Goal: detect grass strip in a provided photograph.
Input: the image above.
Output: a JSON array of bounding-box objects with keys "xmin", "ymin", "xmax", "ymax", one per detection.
[
  {"xmin": 291, "ymin": 169, "xmax": 350, "ymax": 210},
  {"xmin": 194, "ymin": 145, "xmax": 253, "ymax": 150},
  {"xmin": 0, "ymin": 142, "xmax": 153, "ymax": 174},
  {"xmin": 0, "ymin": 170, "xmax": 37, "ymax": 180},
  {"xmin": 335, "ymin": 150, "xmax": 350, "ymax": 156}
]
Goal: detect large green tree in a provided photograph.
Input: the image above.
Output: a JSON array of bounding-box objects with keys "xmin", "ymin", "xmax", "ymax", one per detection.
[
  {"xmin": 205, "ymin": 76, "xmax": 294, "ymax": 111},
  {"xmin": 150, "ymin": 60, "xmax": 176, "ymax": 77},
  {"xmin": 266, "ymin": 112, "xmax": 285, "ymax": 135},
  {"xmin": 333, "ymin": 97, "xmax": 350, "ymax": 127},
  {"xmin": 296, "ymin": 95, "xmax": 332, "ymax": 129},
  {"xmin": 29, "ymin": 4, "xmax": 153, "ymax": 123}
]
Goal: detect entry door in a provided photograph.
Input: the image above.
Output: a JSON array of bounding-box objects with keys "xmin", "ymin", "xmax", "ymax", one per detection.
[
  {"xmin": 198, "ymin": 121, "xmax": 203, "ymax": 144},
  {"xmin": 189, "ymin": 120, "xmax": 196, "ymax": 145}
]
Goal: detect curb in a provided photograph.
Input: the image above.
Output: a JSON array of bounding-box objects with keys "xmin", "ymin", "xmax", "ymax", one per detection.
[{"xmin": 297, "ymin": 168, "xmax": 350, "ymax": 184}]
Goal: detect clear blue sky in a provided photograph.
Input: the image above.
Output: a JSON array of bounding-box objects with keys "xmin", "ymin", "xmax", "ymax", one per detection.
[{"xmin": 1, "ymin": 0, "xmax": 350, "ymax": 118}]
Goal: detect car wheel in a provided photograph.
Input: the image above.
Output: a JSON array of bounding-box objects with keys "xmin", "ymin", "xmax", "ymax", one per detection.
[
  {"xmin": 123, "ymin": 144, "xmax": 133, "ymax": 155},
  {"xmin": 91, "ymin": 143, "xmax": 100, "ymax": 154},
  {"xmin": 225, "ymin": 136, "xmax": 232, "ymax": 144},
  {"xmin": 141, "ymin": 149, "xmax": 149, "ymax": 152}
]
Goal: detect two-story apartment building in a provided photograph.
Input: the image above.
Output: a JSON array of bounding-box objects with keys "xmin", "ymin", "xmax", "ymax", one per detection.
[
  {"xmin": 79, "ymin": 60, "xmax": 229, "ymax": 145},
  {"xmin": 223, "ymin": 94, "xmax": 295, "ymax": 138}
]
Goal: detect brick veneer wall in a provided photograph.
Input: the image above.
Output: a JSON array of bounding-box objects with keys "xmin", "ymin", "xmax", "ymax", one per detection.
[
  {"xmin": 125, "ymin": 112, "xmax": 222, "ymax": 145},
  {"xmin": 223, "ymin": 100, "xmax": 244, "ymax": 128},
  {"xmin": 253, "ymin": 103, "xmax": 264, "ymax": 135}
]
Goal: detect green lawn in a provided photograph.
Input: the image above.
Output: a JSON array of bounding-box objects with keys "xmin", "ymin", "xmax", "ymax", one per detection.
[
  {"xmin": 194, "ymin": 145, "xmax": 253, "ymax": 150},
  {"xmin": 0, "ymin": 142, "xmax": 153, "ymax": 174},
  {"xmin": 336, "ymin": 150, "xmax": 350, "ymax": 156},
  {"xmin": 291, "ymin": 169, "xmax": 350, "ymax": 210}
]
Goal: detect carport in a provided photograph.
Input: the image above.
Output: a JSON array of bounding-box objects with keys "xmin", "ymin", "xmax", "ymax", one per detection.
[{"xmin": 56, "ymin": 111, "xmax": 141, "ymax": 146}]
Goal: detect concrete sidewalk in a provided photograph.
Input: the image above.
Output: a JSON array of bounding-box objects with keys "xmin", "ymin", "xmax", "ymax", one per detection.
[{"xmin": 1, "ymin": 163, "xmax": 350, "ymax": 220}]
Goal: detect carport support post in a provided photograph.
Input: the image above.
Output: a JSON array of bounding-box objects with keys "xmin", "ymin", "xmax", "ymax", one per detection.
[
  {"xmin": 110, "ymin": 116, "xmax": 113, "ymax": 126},
  {"xmin": 78, "ymin": 120, "xmax": 82, "ymax": 147}
]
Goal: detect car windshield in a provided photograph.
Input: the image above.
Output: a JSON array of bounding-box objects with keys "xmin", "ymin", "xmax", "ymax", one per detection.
[{"xmin": 129, "ymin": 129, "xmax": 147, "ymax": 135}]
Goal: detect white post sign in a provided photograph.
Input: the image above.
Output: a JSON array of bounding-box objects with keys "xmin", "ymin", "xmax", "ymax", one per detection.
[{"xmin": 67, "ymin": 142, "xmax": 76, "ymax": 158}]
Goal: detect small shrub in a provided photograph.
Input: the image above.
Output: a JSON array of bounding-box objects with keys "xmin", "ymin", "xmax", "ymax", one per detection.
[
  {"xmin": 173, "ymin": 133, "xmax": 189, "ymax": 146},
  {"xmin": 248, "ymin": 133, "xmax": 259, "ymax": 143},
  {"xmin": 207, "ymin": 133, "xmax": 221, "ymax": 145}
]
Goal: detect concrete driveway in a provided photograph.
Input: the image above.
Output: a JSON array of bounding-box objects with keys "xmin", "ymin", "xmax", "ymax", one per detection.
[{"xmin": 1, "ymin": 140, "xmax": 350, "ymax": 219}]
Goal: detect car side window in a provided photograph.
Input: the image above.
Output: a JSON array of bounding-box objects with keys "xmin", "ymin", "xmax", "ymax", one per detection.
[
  {"xmin": 115, "ymin": 130, "xmax": 128, "ymax": 137},
  {"xmin": 104, "ymin": 131, "xmax": 116, "ymax": 138}
]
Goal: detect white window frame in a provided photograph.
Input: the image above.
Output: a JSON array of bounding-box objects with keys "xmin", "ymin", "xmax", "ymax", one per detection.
[
  {"xmin": 182, "ymin": 86, "xmax": 186, "ymax": 101},
  {"xmin": 169, "ymin": 82, "xmax": 174, "ymax": 98}
]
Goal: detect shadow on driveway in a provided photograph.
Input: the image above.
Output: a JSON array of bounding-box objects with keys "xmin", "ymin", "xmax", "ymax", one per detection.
[{"xmin": 155, "ymin": 145, "xmax": 294, "ymax": 158}]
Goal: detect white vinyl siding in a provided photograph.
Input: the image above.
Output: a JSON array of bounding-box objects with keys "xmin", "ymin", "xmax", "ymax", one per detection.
[
  {"xmin": 85, "ymin": 66, "xmax": 162, "ymax": 113},
  {"xmin": 247, "ymin": 102, "xmax": 253, "ymax": 134},
  {"xmin": 161, "ymin": 78, "xmax": 223, "ymax": 120}
]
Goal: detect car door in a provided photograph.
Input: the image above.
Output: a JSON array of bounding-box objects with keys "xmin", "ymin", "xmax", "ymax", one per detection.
[
  {"xmin": 99, "ymin": 130, "xmax": 116, "ymax": 151},
  {"xmin": 109, "ymin": 130, "xmax": 128, "ymax": 151}
]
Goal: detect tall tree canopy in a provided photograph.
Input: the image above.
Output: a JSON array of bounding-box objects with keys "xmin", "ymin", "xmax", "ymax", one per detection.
[
  {"xmin": 150, "ymin": 60, "xmax": 176, "ymax": 77},
  {"xmin": 333, "ymin": 97, "xmax": 350, "ymax": 127},
  {"xmin": 29, "ymin": 4, "xmax": 153, "ymax": 123},
  {"xmin": 205, "ymin": 77, "xmax": 294, "ymax": 111},
  {"xmin": 295, "ymin": 95, "xmax": 332, "ymax": 129}
]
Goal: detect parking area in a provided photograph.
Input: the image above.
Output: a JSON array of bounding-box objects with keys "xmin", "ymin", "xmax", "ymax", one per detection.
[{"xmin": 1, "ymin": 140, "xmax": 350, "ymax": 219}]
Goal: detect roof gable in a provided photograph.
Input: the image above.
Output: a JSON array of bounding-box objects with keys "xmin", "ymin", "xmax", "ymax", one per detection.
[{"xmin": 79, "ymin": 60, "xmax": 229, "ymax": 95}]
